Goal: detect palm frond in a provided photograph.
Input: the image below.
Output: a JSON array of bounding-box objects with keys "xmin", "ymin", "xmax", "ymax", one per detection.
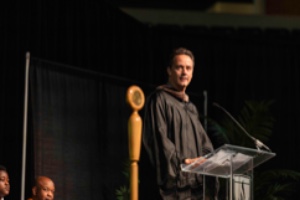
[
  {"xmin": 255, "ymin": 182, "xmax": 299, "ymax": 200},
  {"xmin": 238, "ymin": 100, "xmax": 275, "ymax": 144},
  {"xmin": 209, "ymin": 100, "xmax": 275, "ymax": 148},
  {"xmin": 115, "ymin": 159, "xmax": 131, "ymax": 200},
  {"xmin": 207, "ymin": 118, "xmax": 231, "ymax": 144},
  {"xmin": 116, "ymin": 185, "xmax": 130, "ymax": 200}
]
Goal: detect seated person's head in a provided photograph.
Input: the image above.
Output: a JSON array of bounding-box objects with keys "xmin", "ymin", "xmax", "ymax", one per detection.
[
  {"xmin": 0, "ymin": 165, "xmax": 10, "ymax": 199},
  {"xmin": 32, "ymin": 176, "xmax": 55, "ymax": 200}
]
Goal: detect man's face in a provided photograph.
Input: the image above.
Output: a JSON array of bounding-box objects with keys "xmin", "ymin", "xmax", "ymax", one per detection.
[
  {"xmin": 0, "ymin": 170, "xmax": 10, "ymax": 198},
  {"xmin": 167, "ymin": 54, "xmax": 194, "ymax": 91},
  {"xmin": 34, "ymin": 179, "xmax": 55, "ymax": 200}
]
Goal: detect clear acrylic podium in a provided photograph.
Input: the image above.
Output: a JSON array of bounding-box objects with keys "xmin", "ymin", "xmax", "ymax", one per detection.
[{"xmin": 181, "ymin": 144, "xmax": 276, "ymax": 200}]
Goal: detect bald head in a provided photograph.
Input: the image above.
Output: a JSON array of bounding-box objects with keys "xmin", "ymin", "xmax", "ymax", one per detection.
[
  {"xmin": 32, "ymin": 176, "xmax": 55, "ymax": 200},
  {"xmin": 35, "ymin": 176, "xmax": 54, "ymax": 187}
]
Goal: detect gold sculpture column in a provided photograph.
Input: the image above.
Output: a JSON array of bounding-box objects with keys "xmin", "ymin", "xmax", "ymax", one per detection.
[{"xmin": 126, "ymin": 85, "xmax": 145, "ymax": 200}]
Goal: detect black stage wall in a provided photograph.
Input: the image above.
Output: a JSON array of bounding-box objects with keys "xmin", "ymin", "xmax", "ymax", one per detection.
[{"xmin": 1, "ymin": 1, "xmax": 300, "ymax": 200}]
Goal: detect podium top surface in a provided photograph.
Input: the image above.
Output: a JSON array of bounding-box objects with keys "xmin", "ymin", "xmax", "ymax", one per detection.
[{"xmin": 181, "ymin": 144, "xmax": 276, "ymax": 178}]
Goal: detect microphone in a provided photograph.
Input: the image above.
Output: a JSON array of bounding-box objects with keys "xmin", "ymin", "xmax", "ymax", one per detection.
[{"xmin": 212, "ymin": 102, "xmax": 272, "ymax": 152}]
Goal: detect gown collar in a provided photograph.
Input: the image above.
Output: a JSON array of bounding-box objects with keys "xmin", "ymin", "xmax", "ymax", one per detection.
[{"xmin": 157, "ymin": 83, "xmax": 189, "ymax": 102}]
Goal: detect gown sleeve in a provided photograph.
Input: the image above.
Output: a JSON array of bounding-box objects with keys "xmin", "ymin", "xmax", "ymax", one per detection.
[{"xmin": 143, "ymin": 91, "xmax": 180, "ymax": 187}]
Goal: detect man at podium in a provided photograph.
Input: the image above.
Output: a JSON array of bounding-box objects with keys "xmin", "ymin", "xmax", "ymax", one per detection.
[{"xmin": 143, "ymin": 47, "xmax": 219, "ymax": 200}]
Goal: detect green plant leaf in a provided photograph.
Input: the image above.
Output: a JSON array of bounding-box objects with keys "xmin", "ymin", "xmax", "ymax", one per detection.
[{"xmin": 209, "ymin": 100, "xmax": 275, "ymax": 148}]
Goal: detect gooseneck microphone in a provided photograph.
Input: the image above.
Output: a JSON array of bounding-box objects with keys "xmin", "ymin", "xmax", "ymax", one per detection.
[{"xmin": 212, "ymin": 102, "xmax": 272, "ymax": 152}]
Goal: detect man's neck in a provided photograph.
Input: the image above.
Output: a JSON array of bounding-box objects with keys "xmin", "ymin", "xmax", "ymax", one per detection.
[{"xmin": 167, "ymin": 82, "xmax": 186, "ymax": 93}]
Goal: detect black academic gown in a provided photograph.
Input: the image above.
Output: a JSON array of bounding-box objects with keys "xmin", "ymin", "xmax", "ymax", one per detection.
[{"xmin": 142, "ymin": 88, "xmax": 218, "ymax": 199}]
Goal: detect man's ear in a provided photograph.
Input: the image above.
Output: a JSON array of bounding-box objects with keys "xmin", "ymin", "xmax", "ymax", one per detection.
[
  {"xmin": 32, "ymin": 186, "xmax": 37, "ymax": 196},
  {"xmin": 167, "ymin": 67, "xmax": 171, "ymax": 76}
]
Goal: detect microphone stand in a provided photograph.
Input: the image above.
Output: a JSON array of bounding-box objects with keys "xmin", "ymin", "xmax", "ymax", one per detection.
[{"xmin": 213, "ymin": 102, "xmax": 272, "ymax": 152}]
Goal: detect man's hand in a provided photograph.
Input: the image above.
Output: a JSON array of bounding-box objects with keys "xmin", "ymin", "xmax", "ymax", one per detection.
[{"xmin": 184, "ymin": 156, "xmax": 207, "ymax": 165}]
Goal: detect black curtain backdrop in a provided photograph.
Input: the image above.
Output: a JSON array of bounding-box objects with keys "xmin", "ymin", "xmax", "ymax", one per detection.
[
  {"xmin": 29, "ymin": 58, "xmax": 141, "ymax": 200},
  {"xmin": 1, "ymin": 1, "xmax": 300, "ymax": 200}
]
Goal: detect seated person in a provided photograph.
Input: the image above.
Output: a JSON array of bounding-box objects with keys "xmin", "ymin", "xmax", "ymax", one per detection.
[
  {"xmin": 0, "ymin": 165, "xmax": 10, "ymax": 200},
  {"xmin": 32, "ymin": 176, "xmax": 55, "ymax": 200}
]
